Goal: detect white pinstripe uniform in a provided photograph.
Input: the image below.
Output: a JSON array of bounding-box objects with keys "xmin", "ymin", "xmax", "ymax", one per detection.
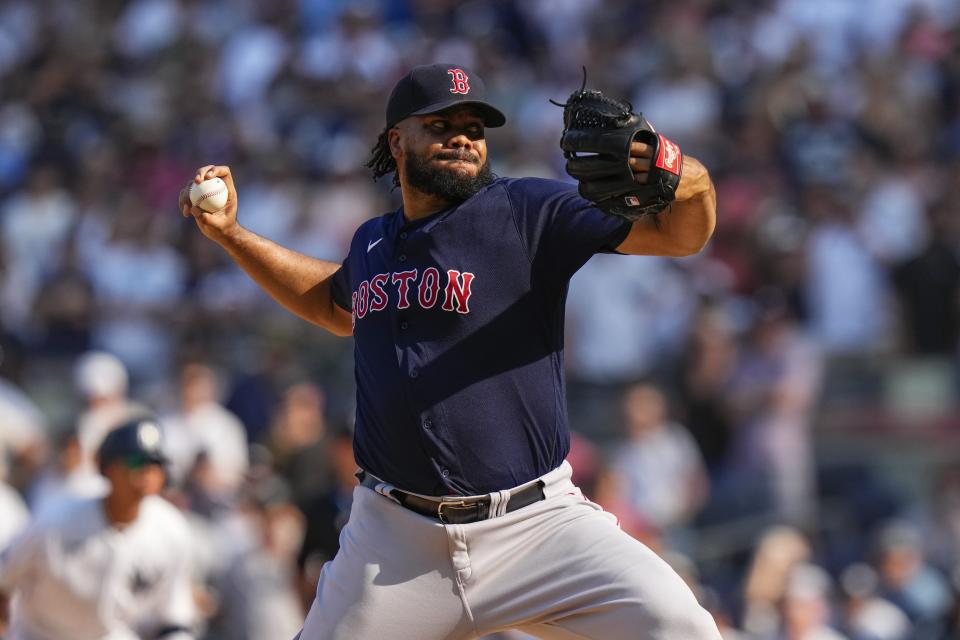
[{"xmin": 0, "ymin": 495, "xmax": 195, "ymax": 640}]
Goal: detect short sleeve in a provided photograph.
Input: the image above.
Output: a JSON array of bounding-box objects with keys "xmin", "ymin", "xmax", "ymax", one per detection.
[
  {"xmin": 330, "ymin": 254, "xmax": 352, "ymax": 312},
  {"xmin": 503, "ymin": 178, "xmax": 632, "ymax": 283},
  {"xmin": 0, "ymin": 526, "xmax": 41, "ymax": 593}
]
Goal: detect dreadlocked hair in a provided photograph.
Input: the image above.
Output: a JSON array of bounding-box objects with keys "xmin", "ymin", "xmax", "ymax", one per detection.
[{"xmin": 366, "ymin": 128, "xmax": 399, "ymax": 188}]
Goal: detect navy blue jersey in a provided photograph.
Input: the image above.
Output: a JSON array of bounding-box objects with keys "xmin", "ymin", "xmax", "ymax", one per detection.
[{"xmin": 331, "ymin": 177, "xmax": 632, "ymax": 495}]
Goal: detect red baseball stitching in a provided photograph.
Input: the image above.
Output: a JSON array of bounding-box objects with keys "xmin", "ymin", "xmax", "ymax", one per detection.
[{"xmin": 194, "ymin": 183, "xmax": 226, "ymax": 204}]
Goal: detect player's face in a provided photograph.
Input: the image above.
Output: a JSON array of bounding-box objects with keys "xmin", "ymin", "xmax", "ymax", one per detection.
[
  {"xmin": 393, "ymin": 107, "xmax": 494, "ymax": 203},
  {"xmin": 132, "ymin": 463, "xmax": 166, "ymax": 496},
  {"xmin": 106, "ymin": 458, "xmax": 166, "ymax": 500},
  {"xmin": 414, "ymin": 109, "xmax": 487, "ymax": 172}
]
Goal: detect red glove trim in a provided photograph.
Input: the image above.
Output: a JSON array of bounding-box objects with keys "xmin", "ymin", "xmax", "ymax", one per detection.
[{"xmin": 654, "ymin": 134, "xmax": 682, "ymax": 176}]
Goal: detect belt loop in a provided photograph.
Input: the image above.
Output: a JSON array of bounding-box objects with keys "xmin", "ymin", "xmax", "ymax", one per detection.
[
  {"xmin": 358, "ymin": 469, "xmax": 403, "ymax": 506},
  {"xmin": 374, "ymin": 481, "xmax": 403, "ymax": 505},
  {"xmin": 487, "ymin": 489, "xmax": 512, "ymax": 518}
]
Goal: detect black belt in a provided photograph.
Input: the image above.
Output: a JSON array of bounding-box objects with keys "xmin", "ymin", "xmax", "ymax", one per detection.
[{"xmin": 359, "ymin": 471, "xmax": 545, "ymax": 524}]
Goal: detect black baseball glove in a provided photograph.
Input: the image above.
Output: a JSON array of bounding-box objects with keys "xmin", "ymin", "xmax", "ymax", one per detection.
[{"xmin": 556, "ymin": 77, "xmax": 683, "ymax": 220}]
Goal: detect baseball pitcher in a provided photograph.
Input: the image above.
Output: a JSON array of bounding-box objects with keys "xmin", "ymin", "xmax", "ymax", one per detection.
[{"xmin": 180, "ymin": 63, "xmax": 720, "ymax": 640}]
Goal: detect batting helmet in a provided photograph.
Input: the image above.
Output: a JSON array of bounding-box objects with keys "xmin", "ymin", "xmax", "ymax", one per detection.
[{"xmin": 96, "ymin": 417, "xmax": 168, "ymax": 473}]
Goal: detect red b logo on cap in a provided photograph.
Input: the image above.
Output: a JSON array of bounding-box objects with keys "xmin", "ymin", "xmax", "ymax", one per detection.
[{"xmin": 448, "ymin": 69, "xmax": 470, "ymax": 95}]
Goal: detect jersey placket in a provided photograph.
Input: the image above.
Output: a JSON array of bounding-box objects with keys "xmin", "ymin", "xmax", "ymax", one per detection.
[
  {"xmin": 99, "ymin": 528, "xmax": 129, "ymax": 631},
  {"xmin": 391, "ymin": 226, "xmax": 415, "ymax": 375},
  {"xmin": 391, "ymin": 220, "xmax": 460, "ymax": 488}
]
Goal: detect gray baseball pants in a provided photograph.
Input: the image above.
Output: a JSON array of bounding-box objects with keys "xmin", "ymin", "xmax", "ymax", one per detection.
[{"xmin": 296, "ymin": 461, "xmax": 721, "ymax": 639}]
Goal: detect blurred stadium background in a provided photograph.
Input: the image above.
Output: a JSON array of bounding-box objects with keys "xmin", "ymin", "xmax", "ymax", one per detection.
[{"xmin": 1, "ymin": 0, "xmax": 960, "ymax": 638}]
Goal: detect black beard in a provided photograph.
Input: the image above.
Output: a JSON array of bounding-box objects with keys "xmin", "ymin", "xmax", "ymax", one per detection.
[{"xmin": 404, "ymin": 151, "xmax": 494, "ymax": 204}]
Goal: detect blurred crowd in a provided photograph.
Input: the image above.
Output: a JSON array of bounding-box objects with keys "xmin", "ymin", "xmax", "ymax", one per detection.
[{"xmin": 1, "ymin": 0, "xmax": 960, "ymax": 638}]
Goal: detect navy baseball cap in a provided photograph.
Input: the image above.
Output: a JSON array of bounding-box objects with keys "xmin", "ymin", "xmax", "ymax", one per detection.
[
  {"xmin": 385, "ymin": 63, "xmax": 506, "ymax": 130},
  {"xmin": 97, "ymin": 417, "xmax": 168, "ymax": 470}
]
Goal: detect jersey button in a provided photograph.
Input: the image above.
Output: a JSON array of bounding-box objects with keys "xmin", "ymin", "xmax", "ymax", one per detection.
[
  {"xmin": 400, "ymin": 321, "xmax": 409, "ymax": 330},
  {"xmin": 398, "ymin": 254, "xmax": 407, "ymax": 262},
  {"xmin": 423, "ymin": 419, "xmax": 433, "ymax": 429},
  {"xmin": 399, "ymin": 232, "xmax": 408, "ymax": 240},
  {"xmin": 410, "ymin": 368, "xmax": 419, "ymax": 378},
  {"xmin": 441, "ymin": 468, "xmax": 450, "ymax": 478}
]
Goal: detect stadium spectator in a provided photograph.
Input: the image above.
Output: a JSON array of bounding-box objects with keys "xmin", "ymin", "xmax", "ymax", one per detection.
[
  {"xmin": 873, "ymin": 520, "xmax": 953, "ymax": 635},
  {"xmin": 610, "ymin": 382, "xmax": 709, "ymax": 537},
  {"xmin": 28, "ymin": 430, "xmax": 108, "ymax": 516},
  {"xmin": 74, "ymin": 350, "xmax": 144, "ymax": 474},
  {"xmin": 208, "ymin": 473, "xmax": 305, "ymax": 640},
  {"xmin": 0, "ymin": 374, "xmax": 46, "ymax": 491},
  {"xmin": 778, "ymin": 563, "xmax": 847, "ymax": 640},
  {"xmin": 838, "ymin": 563, "xmax": 911, "ymax": 640},
  {"xmin": 0, "ymin": 476, "xmax": 27, "ymax": 552},
  {"xmin": 728, "ymin": 290, "xmax": 823, "ymax": 525},
  {"xmin": 743, "ymin": 526, "xmax": 813, "ymax": 637},
  {"xmin": 269, "ymin": 382, "xmax": 332, "ymax": 502},
  {"xmin": 296, "ymin": 426, "xmax": 357, "ymax": 608},
  {"xmin": 163, "ymin": 362, "xmax": 249, "ymax": 498}
]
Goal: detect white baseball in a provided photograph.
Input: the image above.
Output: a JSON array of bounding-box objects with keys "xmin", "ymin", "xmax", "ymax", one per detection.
[{"xmin": 189, "ymin": 177, "xmax": 229, "ymax": 213}]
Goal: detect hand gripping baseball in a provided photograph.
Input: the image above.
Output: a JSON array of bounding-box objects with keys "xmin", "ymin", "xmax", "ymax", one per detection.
[{"xmin": 179, "ymin": 165, "xmax": 240, "ymax": 242}]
